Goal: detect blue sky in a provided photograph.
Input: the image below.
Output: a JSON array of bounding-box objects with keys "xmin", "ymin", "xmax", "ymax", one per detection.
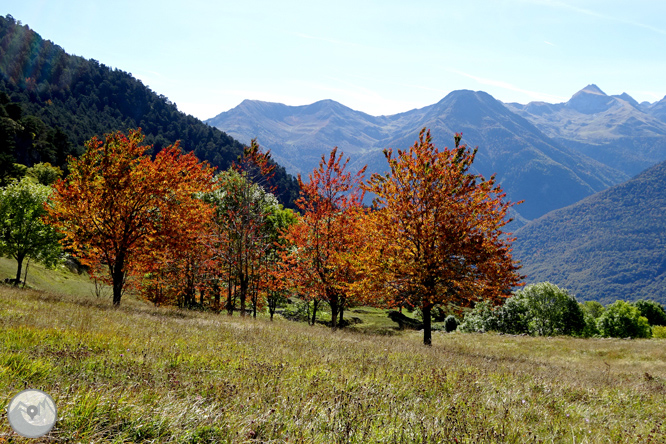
[{"xmin": 3, "ymin": 0, "xmax": 665, "ymax": 120}]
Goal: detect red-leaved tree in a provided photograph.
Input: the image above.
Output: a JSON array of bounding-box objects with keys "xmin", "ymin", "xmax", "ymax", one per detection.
[
  {"xmin": 48, "ymin": 129, "xmax": 215, "ymax": 306},
  {"xmin": 359, "ymin": 129, "xmax": 523, "ymax": 344},
  {"xmin": 281, "ymin": 147, "xmax": 366, "ymax": 329}
]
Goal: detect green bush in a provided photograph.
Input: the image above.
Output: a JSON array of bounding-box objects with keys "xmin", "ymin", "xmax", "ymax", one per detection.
[
  {"xmin": 460, "ymin": 283, "xmax": 586, "ymax": 336},
  {"xmin": 458, "ymin": 301, "xmax": 499, "ymax": 333},
  {"xmin": 652, "ymin": 325, "xmax": 666, "ymax": 339},
  {"xmin": 505, "ymin": 283, "xmax": 586, "ymax": 336},
  {"xmin": 444, "ymin": 315, "xmax": 459, "ymax": 332},
  {"xmin": 581, "ymin": 301, "xmax": 605, "ymax": 319},
  {"xmin": 633, "ymin": 300, "xmax": 666, "ymax": 326},
  {"xmin": 597, "ymin": 300, "xmax": 651, "ymax": 338},
  {"xmin": 580, "ymin": 301, "xmax": 604, "ymax": 337}
]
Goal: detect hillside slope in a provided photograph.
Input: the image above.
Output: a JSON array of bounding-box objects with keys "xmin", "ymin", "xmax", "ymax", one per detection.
[
  {"xmin": 0, "ymin": 15, "xmax": 298, "ymax": 205},
  {"xmin": 513, "ymin": 160, "xmax": 666, "ymax": 305}
]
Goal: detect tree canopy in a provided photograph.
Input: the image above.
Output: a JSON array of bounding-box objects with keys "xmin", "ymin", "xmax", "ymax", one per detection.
[
  {"xmin": 0, "ymin": 177, "xmax": 61, "ymax": 284},
  {"xmin": 47, "ymin": 129, "xmax": 215, "ymax": 305},
  {"xmin": 359, "ymin": 129, "xmax": 522, "ymax": 344}
]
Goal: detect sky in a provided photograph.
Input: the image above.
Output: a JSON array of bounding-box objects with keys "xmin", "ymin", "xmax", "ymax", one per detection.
[{"xmin": 3, "ymin": 0, "xmax": 666, "ymax": 120}]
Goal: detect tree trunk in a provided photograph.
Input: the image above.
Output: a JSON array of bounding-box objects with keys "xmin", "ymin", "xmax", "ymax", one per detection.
[
  {"xmin": 14, "ymin": 253, "xmax": 25, "ymax": 286},
  {"xmin": 329, "ymin": 296, "xmax": 338, "ymax": 330},
  {"xmin": 213, "ymin": 282, "xmax": 221, "ymax": 313},
  {"xmin": 311, "ymin": 299, "xmax": 319, "ymax": 325},
  {"xmin": 112, "ymin": 260, "xmax": 125, "ymax": 307},
  {"xmin": 226, "ymin": 277, "xmax": 234, "ymax": 315},
  {"xmin": 422, "ymin": 304, "xmax": 432, "ymax": 346},
  {"xmin": 22, "ymin": 258, "xmax": 31, "ymax": 289},
  {"xmin": 239, "ymin": 274, "xmax": 248, "ymax": 317}
]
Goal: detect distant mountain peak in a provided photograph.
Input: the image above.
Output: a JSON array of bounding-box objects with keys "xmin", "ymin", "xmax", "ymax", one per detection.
[
  {"xmin": 612, "ymin": 92, "xmax": 639, "ymax": 107},
  {"xmin": 567, "ymin": 84, "xmax": 615, "ymax": 114},
  {"xmin": 580, "ymin": 84, "xmax": 607, "ymax": 96}
]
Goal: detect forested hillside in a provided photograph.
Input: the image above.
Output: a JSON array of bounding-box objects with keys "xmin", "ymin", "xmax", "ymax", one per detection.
[
  {"xmin": 0, "ymin": 14, "xmax": 298, "ymax": 206},
  {"xmin": 513, "ymin": 160, "xmax": 666, "ymax": 305}
]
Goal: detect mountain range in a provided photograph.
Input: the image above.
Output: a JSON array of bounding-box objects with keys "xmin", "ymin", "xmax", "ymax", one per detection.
[
  {"xmin": 506, "ymin": 84, "xmax": 666, "ymax": 177},
  {"xmin": 3, "ymin": 14, "xmax": 665, "ymax": 305},
  {"xmin": 207, "ymin": 87, "xmax": 666, "ymax": 224},
  {"xmin": 512, "ymin": 158, "xmax": 666, "ymax": 305}
]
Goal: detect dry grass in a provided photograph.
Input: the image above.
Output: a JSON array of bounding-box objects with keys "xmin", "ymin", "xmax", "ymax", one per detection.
[{"xmin": 0, "ymin": 286, "xmax": 665, "ymax": 443}]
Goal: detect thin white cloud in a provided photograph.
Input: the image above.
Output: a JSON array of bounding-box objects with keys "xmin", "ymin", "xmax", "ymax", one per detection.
[
  {"xmin": 544, "ymin": 41, "xmax": 556, "ymax": 46},
  {"xmin": 344, "ymin": 73, "xmax": 450, "ymax": 95},
  {"xmin": 524, "ymin": 0, "xmax": 666, "ymax": 35},
  {"xmin": 448, "ymin": 69, "xmax": 568, "ymax": 103}
]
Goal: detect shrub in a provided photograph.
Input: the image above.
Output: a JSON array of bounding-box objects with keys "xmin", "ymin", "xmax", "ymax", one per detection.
[
  {"xmin": 444, "ymin": 315, "xmax": 459, "ymax": 332},
  {"xmin": 581, "ymin": 301, "xmax": 605, "ymax": 319},
  {"xmin": 458, "ymin": 301, "xmax": 499, "ymax": 333},
  {"xmin": 633, "ymin": 300, "xmax": 666, "ymax": 326},
  {"xmin": 652, "ymin": 326, "xmax": 666, "ymax": 339},
  {"xmin": 580, "ymin": 301, "xmax": 604, "ymax": 337},
  {"xmin": 507, "ymin": 283, "xmax": 586, "ymax": 336},
  {"xmin": 494, "ymin": 295, "xmax": 530, "ymax": 334},
  {"xmin": 597, "ymin": 300, "xmax": 651, "ymax": 338}
]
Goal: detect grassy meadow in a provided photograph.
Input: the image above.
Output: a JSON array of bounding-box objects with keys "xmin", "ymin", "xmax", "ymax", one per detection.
[{"xmin": 0, "ymin": 264, "xmax": 665, "ymax": 442}]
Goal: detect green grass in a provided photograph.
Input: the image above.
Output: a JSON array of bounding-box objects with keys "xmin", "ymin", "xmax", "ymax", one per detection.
[
  {"xmin": 0, "ymin": 256, "xmax": 102, "ymax": 299},
  {"xmin": 0, "ymin": 286, "xmax": 665, "ymax": 443}
]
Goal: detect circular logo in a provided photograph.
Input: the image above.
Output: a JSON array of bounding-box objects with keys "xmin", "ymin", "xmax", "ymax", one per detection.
[{"xmin": 7, "ymin": 389, "xmax": 57, "ymax": 438}]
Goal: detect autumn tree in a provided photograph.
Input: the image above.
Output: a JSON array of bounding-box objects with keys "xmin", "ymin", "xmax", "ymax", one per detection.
[
  {"xmin": 282, "ymin": 148, "xmax": 366, "ymax": 329},
  {"xmin": 137, "ymin": 186, "xmax": 215, "ymax": 309},
  {"xmin": 361, "ymin": 128, "xmax": 522, "ymax": 345},
  {"xmin": 205, "ymin": 168, "xmax": 281, "ymax": 316},
  {"xmin": 0, "ymin": 177, "xmax": 61, "ymax": 285},
  {"xmin": 47, "ymin": 129, "xmax": 215, "ymax": 306}
]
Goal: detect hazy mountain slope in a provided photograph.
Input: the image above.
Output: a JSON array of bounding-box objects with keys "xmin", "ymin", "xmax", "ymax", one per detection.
[
  {"xmin": 209, "ymin": 91, "xmax": 626, "ymax": 222},
  {"xmin": 206, "ymin": 99, "xmax": 393, "ymax": 175},
  {"xmin": 506, "ymin": 85, "xmax": 666, "ymax": 176},
  {"xmin": 513, "ymin": 160, "xmax": 666, "ymax": 305},
  {"xmin": 356, "ymin": 90, "xmax": 624, "ymax": 221},
  {"xmin": 650, "ymin": 96, "xmax": 666, "ymax": 123}
]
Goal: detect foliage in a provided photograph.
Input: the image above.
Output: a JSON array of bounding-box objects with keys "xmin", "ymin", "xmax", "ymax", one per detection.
[
  {"xmin": 505, "ymin": 283, "xmax": 586, "ymax": 336},
  {"xmin": 281, "ymin": 147, "xmax": 366, "ymax": 328},
  {"xmin": 443, "ymin": 315, "xmax": 459, "ymax": 333},
  {"xmin": 0, "ymin": 15, "xmax": 299, "ymax": 207},
  {"xmin": 360, "ymin": 128, "xmax": 522, "ymax": 344},
  {"xmin": 458, "ymin": 301, "xmax": 500, "ymax": 333},
  {"xmin": 633, "ymin": 299, "xmax": 666, "ymax": 326},
  {"xmin": 652, "ymin": 325, "xmax": 666, "ymax": 338},
  {"xmin": 205, "ymin": 166, "xmax": 286, "ymax": 316},
  {"xmin": 459, "ymin": 283, "xmax": 587, "ymax": 337},
  {"xmin": 596, "ymin": 300, "xmax": 652, "ymax": 338},
  {"xmin": 581, "ymin": 300, "xmax": 605, "ymax": 319},
  {"xmin": 26, "ymin": 162, "xmax": 62, "ymax": 185},
  {"xmin": 0, "ymin": 177, "xmax": 61, "ymax": 283},
  {"xmin": 47, "ymin": 129, "xmax": 215, "ymax": 306}
]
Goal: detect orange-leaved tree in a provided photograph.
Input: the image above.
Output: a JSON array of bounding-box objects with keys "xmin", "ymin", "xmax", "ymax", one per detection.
[
  {"xmin": 282, "ymin": 147, "xmax": 366, "ymax": 329},
  {"xmin": 47, "ymin": 129, "xmax": 215, "ymax": 306},
  {"xmin": 361, "ymin": 128, "xmax": 523, "ymax": 345}
]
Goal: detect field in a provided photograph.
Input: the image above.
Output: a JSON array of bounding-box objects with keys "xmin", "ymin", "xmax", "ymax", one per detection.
[{"xmin": 0, "ymin": 264, "xmax": 665, "ymax": 442}]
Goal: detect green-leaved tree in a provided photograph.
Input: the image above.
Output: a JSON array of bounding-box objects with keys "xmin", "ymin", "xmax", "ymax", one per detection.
[{"xmin": 0, "ymin": 177, "xmax": 61, "ymax": 284}]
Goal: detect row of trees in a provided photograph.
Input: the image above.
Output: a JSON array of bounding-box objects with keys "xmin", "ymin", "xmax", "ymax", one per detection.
[
  {"xmin": 458, "ymin": 282, "xmax": 664, "ymax": 338},
  {"xmin": 4, "ymin": 130, "xmax": 664, "ymax": 342},
  {"xmin": 28, "ymin": 127, "xmax": 522, "ymax": 345}
]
